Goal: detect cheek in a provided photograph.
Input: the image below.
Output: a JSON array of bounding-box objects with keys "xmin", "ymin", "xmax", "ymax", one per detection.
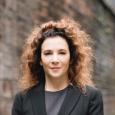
[
  {"xmin": 41, "ymin": 59, "xmax": 48, "ymax": 66},
  {"xmin": 41, "ymin": 55, "xmax": 49, "ymax": 64},
  {"xmin": 41, "ymin": 60, "xmax": 49, "ymax": 70},
  {"xmin": 65, "ymin": 55, "xmax": 70, "ymax": 63},
  {"xmin": 62, "ymin": 57, "xmax": 70, "ymax": 66}
]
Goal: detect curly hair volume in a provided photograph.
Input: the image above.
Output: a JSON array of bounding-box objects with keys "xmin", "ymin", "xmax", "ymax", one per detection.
[{"xmin": 19, "ymin": 18, "xmax": 95, "ymax": 91}]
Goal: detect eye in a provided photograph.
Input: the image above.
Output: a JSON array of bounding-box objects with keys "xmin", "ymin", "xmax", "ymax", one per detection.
[
  {"xmin": 59, "ymin": 52, "xmax": 66, "ymax": 55},
  {"xmin": 44, "ymin": 52, "xmax": 52, "ymax": 55}
]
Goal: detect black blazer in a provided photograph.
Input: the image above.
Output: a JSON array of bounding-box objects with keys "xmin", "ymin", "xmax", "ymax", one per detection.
[{"xmin": 12, "ymin": 82, "xmax": 104, "ymax": 115}]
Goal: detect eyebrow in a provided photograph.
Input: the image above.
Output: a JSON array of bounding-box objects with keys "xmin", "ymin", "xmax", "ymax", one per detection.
[
  {"xmin": 58, "ymin": 49, "xmax": 67, "ymax": 51},
  {"xmin": 42, "ymin": 49, "xmax": 67, "ymax": 52},
  {"xmin": 42, "ymin": 50, "xmax": 52, "ymax": 53}
]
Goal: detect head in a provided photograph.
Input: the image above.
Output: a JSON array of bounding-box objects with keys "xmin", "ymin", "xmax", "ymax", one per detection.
[
  {"xmin": 20, "ymin": 18, "xmax": 94, "ymax": 90},
  {"xmin": 40, "ymin": 36, "xmax": 70, "ymax": 82}
]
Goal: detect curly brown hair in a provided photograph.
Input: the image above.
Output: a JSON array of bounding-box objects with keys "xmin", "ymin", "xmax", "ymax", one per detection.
[{"xmin": 19, "ymin": 18, "xmax": 95, "ymax": 90}]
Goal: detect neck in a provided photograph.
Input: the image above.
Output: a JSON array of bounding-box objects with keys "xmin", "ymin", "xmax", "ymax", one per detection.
[{"xmin": 45, "ymin": 76, "xmax": 69, "ymax": 92}]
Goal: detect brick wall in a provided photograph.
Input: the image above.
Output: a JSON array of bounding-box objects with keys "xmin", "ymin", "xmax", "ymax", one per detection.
[{"xmin": 0, "ymin": 0, "xmax": 115, "ymax": 115}]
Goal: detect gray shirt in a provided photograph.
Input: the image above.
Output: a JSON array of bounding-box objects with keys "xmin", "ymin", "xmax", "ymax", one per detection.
[{"xmin": 45, "ymin": 86, "xmax": 68, "ymax": 115}]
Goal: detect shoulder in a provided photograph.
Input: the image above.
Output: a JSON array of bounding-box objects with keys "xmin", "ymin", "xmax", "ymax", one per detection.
[
  {"xmin": 86, "ymin": 86, "xmax": 102, "ymax": 98},
  {"xmin": 73, "ymin": 85, "xmax": 102, "ymax": 97},
  {"xmin": 13, "ymin": 90, "xmax": 29, "ymax": 106},
  {"xmin": 13, "ymin": 83, "xmax": 39, "ymax": 102},
  {"xmin": 84, "ymin": 86, "xmax": 104, "ymax": 114},
  {"xmin": 84, "ymin": 86, "xmax": 103, "ymax": 104},
  {"xmin": 12, "ymin": 84, "xmax": 39, "ymax": 115},
  {"xmin": 73, "ymin": 85, "xmax": 103, "ymax": 103}
]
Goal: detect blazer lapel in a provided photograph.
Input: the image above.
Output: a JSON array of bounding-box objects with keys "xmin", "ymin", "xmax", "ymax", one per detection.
[
  {"xmin": 58, "ymin": 85, "xmax": 81, "ymax": 115},
  {"xmin": 29, "ymin": 83, "xmax": 81, "ymax": 115},
  {"xmin": 29, "ymin": 82, "xmax": 47, "ymax": 115}
]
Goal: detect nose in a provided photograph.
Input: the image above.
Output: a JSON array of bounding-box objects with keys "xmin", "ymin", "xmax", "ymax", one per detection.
[{"xmin": 51, "ymin": 54, "xmax": 59, "ymax": 64}]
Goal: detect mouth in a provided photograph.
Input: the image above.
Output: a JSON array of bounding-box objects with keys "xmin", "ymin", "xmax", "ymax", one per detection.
[{"xmin": 50, "ymin": 67, "xmax": 61, "ymax": 71}]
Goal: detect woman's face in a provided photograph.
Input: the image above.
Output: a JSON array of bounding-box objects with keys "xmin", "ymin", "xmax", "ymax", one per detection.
[{"xmin": 40, "ymin": 36, "xmax": 70, "ymax": 80}]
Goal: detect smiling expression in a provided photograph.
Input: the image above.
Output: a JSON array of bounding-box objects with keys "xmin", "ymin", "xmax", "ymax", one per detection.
[{"xmin": 40, "ymin": 36, "xmax": 70, "ymax": 80}]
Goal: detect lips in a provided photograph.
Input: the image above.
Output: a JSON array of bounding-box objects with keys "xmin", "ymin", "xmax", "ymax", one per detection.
[
  {"xmin": 51, "ymin": 67, "xmax": 61, "ymax": 69},
  {"xmin": 50, "ymin": 67, "xmax": 61, "ymax": 71}
]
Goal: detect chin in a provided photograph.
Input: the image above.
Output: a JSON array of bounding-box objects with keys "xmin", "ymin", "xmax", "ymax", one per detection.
[{"xmin": 49, "ymin": 74, "xmax": 62, "ymax": 78}]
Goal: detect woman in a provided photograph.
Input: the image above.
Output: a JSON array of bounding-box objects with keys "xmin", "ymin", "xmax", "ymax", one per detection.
[{"xmin": 12, "ymin": 18, "xmax": 104, "ymax": 115}]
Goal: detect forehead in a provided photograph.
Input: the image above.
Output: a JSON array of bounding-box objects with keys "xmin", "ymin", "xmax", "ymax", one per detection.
[{"xmin": 41, "ymin": 36, "xmax": 69, "ymax": 50}]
